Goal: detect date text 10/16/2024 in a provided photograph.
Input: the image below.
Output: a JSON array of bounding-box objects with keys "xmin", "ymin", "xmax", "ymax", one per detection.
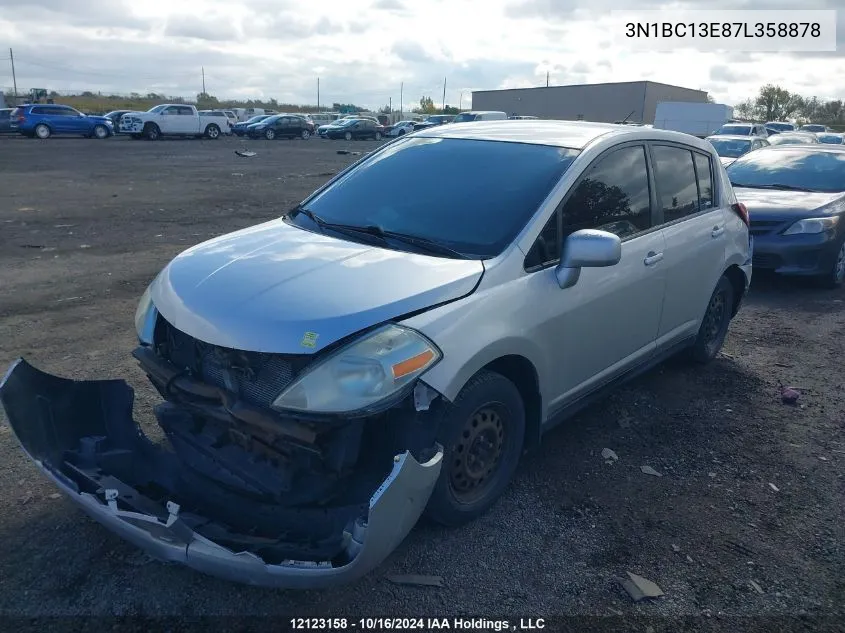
[{"xmin": 290, "ymin": 618, "xmax": 547, "ymax": 631}]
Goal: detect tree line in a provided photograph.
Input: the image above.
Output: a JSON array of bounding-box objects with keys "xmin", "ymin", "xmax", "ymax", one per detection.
[{"xmin": 734, "ymin": 84, "xmax": 844, "ymax": 125}]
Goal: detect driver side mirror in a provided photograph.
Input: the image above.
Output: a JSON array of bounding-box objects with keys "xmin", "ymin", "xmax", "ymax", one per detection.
[{"xmin": 554, "ymin": 229, "xmax": 622, "ymax": 289}]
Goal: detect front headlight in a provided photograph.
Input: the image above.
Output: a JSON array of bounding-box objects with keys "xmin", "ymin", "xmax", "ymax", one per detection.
[
  {"xmin": 134, "ymin": 284, "xmax": 156, "ymax": 345},
  {"xmin": 271, "ymin": 324, "xmax": 442, "ymax": 414},
  {"xmin": 783, "ymin": 216, "xmax": 839, "ymax": 235}
]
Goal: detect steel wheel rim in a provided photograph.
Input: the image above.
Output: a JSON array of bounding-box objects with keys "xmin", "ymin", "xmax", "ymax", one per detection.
[
  {"xmin": 835, "ymin": 243, "xmax": 845, "ymax": 282},
  {"xmin": 448, "ymin": 404, "xmax": 507, "ymax": 505},
  {"xmin": 702, "ymin": 289, "xmax": 727, "ymax": 350}
]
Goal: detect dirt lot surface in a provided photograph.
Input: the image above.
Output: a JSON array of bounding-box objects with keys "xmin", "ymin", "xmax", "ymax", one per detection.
[{"xmin": 0, "ymin": 135, "xmax": 843, "ymax": 631}]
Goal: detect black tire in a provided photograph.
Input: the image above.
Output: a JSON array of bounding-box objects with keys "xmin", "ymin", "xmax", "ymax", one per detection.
[
  {"xmin": 92, "ymin": 124, "xmax": 109, "ymax": 139},
  {"xmin": 301, "ymin": 129, "xmax": 311, "ymax": 140},
  {"xmin": 688, "ymin": 275, "xmax": 735, "ymax": 363},
  {"xmin": 375, "ymin": 131, "xmax": 382, "ymax": 140},
  {"xmin": 816, "ymin": 240, "xmax": 845, "ymax": 289},
  {"xmin": 205, "ymin": 124, "xmax": 221, "ymax": 139},
  {"xmin": 144, "ymin": 123, "xmax": 160, "ymax": 140},
  {"xmin": 424, "ymin": 370, "xmax": 525, "ymax": 527},
  {"xmin": 344, "ymin": 131, "xmax": 352, "ymax": 141},
  {"xmin": 398, "ymin": 129, "xmax": 406, "ymax": 135},
  {"xmin": 34, "ymin": 123, "xmax": 51, "ymax": 139}
]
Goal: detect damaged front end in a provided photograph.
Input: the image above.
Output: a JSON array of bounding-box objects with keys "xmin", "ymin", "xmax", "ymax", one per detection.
[{"xmin": 0, "ymin": 326, "xmax": 443, "ymax": 588}]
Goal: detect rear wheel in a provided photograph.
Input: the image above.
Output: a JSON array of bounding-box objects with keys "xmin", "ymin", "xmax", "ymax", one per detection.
[
  {"xmin": 205, "ymin": 124, "xmax": 220, "ymax": 139},
  {"xmin": 816, "ymin": 240, "xmax": 845, "ymax": 289},
  {"xmin": 688, "ymin": 275, "xmax": 734, "ymax": 363},
  {"xmin": 375, "ymin": 131, "xmax": 382, "ymax": 140},
  {"xmin": 301, "ymin": 129, "xmax": 311, "ymax": 140},
  {"xmin": 424, "ymin": 370, "xmax": 525, "ymax": 527},
  {"xmin": 34, "ymin": 124, "xmax": 51, "ymax": 139},
  {"xmin": 344, "ymin": 131, "xmax": 352, "ymax": 141}
]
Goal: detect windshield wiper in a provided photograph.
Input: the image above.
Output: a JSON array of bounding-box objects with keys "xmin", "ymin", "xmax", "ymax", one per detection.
[
  {"xmin": 731, "ymin": 183, "xmax": 817, "ymax": 192},
  {"xmin": 326, "ymin": 223, "xmax": 468, "ymax": 258}
]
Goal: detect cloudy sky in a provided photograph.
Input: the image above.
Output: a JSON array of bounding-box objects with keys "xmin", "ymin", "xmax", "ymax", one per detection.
[{"xmin": 0, "ymin": 0, "xmax": 842, "ymax": 110}]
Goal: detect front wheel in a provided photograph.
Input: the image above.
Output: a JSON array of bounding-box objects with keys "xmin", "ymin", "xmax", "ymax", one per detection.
[
  {"xmin": 344, "ymin": 131, "xmax": 352, "ymax": 141},
  {"xmin": 816, "ymin": 240, "xmax": 845, "ymax": 289},
  {"xmin": 424, "ymin": 370, "xmax": 525, "ymax": 527},
  {"xmin": 92, "ymin": 124, "xmax": 109, "ymax": 139},
  {"xmin": 205, "ymin": 124, "xmax": 220, "ymax": 139},
  {"xmin": 688, "ymin": 275, "xmax": 735, "ymax": 363},
  {"xmin": 264, "ymin": 128, "xmax": 276, "ymax": 140},
  {"xmin": 143, "ymin": 123, "xmax": 160, "ymax": 140}
]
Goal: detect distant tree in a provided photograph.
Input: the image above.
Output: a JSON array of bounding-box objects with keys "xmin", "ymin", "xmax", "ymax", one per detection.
[
  {"xmin": 379, "ymin": 104, "xmax": 391, "ymax": 114},
  {"xmin": 418, "ymin": 96, "xmax": 436, "ymax": 114},
  {"xmin": 705, "ymin": 94, "xmax": 715, "ymax": 103},
  {"xmin": 441, "ymin": 105, "xmax": 460, "ymax": 114},
  {"xmin": 734, "ymin": 98, "xmax": 758, "ymax": 120},
  {"xmin": 754, "ymin": 84, "xmax": 802, "ymax": 121}
]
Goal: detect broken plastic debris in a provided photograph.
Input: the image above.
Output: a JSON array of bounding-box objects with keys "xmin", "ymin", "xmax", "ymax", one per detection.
[
  {"xmin": 671, "ymin": 544, "xmax": 681, "ymax": 553},
  {"xmin": 386, "ymin": 574, "xmax": 444, "ymax": 587},
  {"xmin": 781, "ymin": 387, "xmax": 800, "ymax": 404},
  {"xmin": 235, "ymin": 150, "xmax": 257, "ymax": 157},
  {"xmin": 749, "ymin": 580, "xmax": 764, "ymax": 594},
  {"xmin": 601, "ymin": 448, "xmax": 619, "ymax": 463},
  {"xmin": 620, "ymin": 572, "xmax": 664, "ymax": 602},
  {"xmin": 769, "ymin": 483, "xmax": 780, "ymax": 492},
  {"xmin": 641, "ymin": 465, "xmax": 663, "ymax": 477},
  {"xmin": 48, "ymin": 493, "xmax": 61, "ymax": 499}
]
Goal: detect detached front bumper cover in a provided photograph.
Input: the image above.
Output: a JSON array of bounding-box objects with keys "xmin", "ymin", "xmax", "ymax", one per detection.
[{"xmin": 0, "ymin": 358, "xmax": 442, "ymax": 589}]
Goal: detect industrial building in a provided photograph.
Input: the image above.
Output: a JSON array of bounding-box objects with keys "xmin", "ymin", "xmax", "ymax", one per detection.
[{"xmin": 470, "ymin": 81, "xmax": 708, "ymax": 124}]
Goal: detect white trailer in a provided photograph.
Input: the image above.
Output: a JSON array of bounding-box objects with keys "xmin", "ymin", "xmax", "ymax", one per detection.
[{"xmin": 653, "ymin": 102, "xmax": 735, "ymax": 138}]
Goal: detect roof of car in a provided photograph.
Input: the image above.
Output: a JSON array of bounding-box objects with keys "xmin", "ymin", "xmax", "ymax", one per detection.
[
  {"xmin": 706, "ymin": 134, "xmax": 756, "ymax": 141},
  {"xmin": 755, "ymin": 144, "xmax": 845, "ymax": 153},
  {"xmin": 416, "ymin": 119, "xmax": 715, "ymax": 150}
]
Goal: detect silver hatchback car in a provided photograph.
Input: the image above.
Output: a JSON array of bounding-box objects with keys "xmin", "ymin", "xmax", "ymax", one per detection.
[{"xmin": 1, "ymin": 120, "xmax": 752, "ymax": 589}]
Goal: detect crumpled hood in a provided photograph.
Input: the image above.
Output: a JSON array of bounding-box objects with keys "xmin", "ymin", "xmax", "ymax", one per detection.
[
  {"xmin": 150, "ymin": 219, "xmax": 483, "ymax": 354},
  {"xmin": 733, "ymin": 188, "xmax": 845, "ymax": 221}
]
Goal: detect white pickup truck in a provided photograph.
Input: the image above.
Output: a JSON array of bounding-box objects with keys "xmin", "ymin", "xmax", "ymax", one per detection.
[{"xmin": 120, "ymin": 104, "xmax": 225, "ymax": 140}]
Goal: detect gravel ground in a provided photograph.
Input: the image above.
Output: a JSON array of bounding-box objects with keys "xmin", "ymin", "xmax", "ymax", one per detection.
[{"xmin": 0, "ymin": 135, "xmax": 843, "ymax": 632}]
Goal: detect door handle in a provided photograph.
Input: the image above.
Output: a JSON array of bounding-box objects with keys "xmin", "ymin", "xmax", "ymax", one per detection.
[
  {"xmin": 643, "ymin": 251, "xmax": 664, "ymax": 266},
  {"xmin": 711, "ymin": 225, "xmax": 725, "ymax": 238}
]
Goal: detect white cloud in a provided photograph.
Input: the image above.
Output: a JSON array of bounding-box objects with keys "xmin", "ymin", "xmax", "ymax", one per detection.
[{"xmin": 0, "ymin": 0, "xmax": 842, "ymax": 110}]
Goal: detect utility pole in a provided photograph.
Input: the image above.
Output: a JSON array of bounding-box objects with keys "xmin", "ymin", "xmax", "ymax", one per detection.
[
  {"xmin": 442, "ymin": 77, "xmax": 446, "ymax": 111},
  {"xmin": 10, "ymin": 48, "xmax": 18, "ymax": 104},
  {"xmin": 201, "ymin": 66, "xmax": 206, "ymax": 95},
  {"xmin": 400, "ymin": 82, "xmax": 403, "ymax": 118},
  {"xmin": 317, "ymin": 77, "xmax": 320, "ymax": 111},
  {"xmin": 546, "ymin": 71, "xmax": 549, "ymax": 87}
]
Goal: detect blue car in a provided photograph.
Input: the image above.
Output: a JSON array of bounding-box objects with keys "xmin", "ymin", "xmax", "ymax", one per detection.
[
  {"xmin": 10, "ymin": 103, "xmax": 114, "ymax": 139},
  {"xmin": 231, "ymin": 114, "xmax": 272, "ymax": 136}
]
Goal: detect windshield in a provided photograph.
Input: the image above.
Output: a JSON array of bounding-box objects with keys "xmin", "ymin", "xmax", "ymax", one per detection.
[
  {"xmin": 818, "ymin": 134, "xmax": 843, "ymax": 144},
  {"xmin": 727, "ymin": 149, "xmax": 845, "ymax": 193},
  {"xmin": 801, "ymin": 125, "xmax": 825, "ymax": 132},
  {"xmin": 452, "ymin": 113, "xmax": 478, "ymax": 123},
  {"xmin": 245, "ymin": 115, "xmax": 268, "ymax": 124},
  {"xmin": 766, "ymin": 122, "xmax": 794, "ymax": 131},
  {"xmin": 256, "ymin": 115, "xmax": 280, "ymax": 125},
  {"xmin": 768, "ymin": 134, "xmax": 816, "ymax": 145},
  {"xmin": 718, "ymin": 124, "xmax": 752, "ymax": 135},
  {"xmin": 708, "ymin": 138, "xmax": 753, "ymax": 158},
  {"xmin": 289, "ymin": 137, "xmax": 579, "ymax": 258},
  {"xmin": 148, "ymin": 105, "xmax": 167, "ymax": 113}
]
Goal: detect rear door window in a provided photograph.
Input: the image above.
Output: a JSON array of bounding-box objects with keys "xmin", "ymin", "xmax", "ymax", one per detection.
[{"xmin": 651, "ymin": 145, "xmax": 700, "ymax": 223}]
